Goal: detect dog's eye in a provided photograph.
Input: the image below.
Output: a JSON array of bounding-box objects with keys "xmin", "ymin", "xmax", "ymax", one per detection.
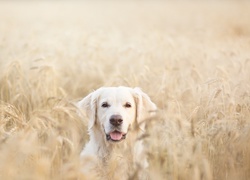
[
  {"xmin": 124, "ymin": 102, "xmax": 132, "ymax": 108},
  {"xmin": 101, "ymin": 102, "xmax": 110, "ymax": 108}
]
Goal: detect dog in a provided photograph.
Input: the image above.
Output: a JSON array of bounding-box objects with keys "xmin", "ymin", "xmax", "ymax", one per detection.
[{"xmin": 77, "ymin": 86, "xmax": 157, "ymax": 179}]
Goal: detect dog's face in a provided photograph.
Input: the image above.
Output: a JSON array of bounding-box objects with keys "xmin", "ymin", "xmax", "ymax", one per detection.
[
  {"xmin": 97, "ymin": 88, "xmax": 136, "ymax": 142},
  {"xmin": 78, "ymin": 86, "xmax": 156, "ymax": 143}
]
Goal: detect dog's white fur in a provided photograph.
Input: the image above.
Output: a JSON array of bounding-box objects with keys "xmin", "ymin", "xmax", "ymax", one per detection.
[{"xmin": 78, "ymin": 86, "xmax": 156, "ymax": 179}]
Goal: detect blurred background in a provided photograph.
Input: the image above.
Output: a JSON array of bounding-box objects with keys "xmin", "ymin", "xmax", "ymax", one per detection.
[{"xmin": 0, "ymin": 0, "xmax": 250, "ymax": 180}]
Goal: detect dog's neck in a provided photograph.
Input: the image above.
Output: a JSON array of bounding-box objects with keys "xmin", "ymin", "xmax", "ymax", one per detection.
[
  {"xmin": 89, "ymin": 126, "xmax": 137, "ymax": 162},
  {"xmin": 84, "ymin": 126, "xmax": 147, "ymax": 179}
]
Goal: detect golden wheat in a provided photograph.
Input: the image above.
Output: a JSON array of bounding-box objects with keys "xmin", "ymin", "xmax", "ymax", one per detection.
[{"xmin": 0, "ymin": 1, "xmax": 250, "ymax": 180}]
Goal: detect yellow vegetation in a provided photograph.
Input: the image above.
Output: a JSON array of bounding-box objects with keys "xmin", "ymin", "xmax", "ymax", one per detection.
[{"xmin": 0, "ymin": 1, "xmax": 250, "ymax": 179}]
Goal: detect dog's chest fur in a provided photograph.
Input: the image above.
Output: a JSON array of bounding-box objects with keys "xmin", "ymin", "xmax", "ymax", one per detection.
[
  {"xmin": 99, "ymin": 145, "xmax": 134, "ymax": 180},
  {"xmin": 81, "ymin": 128, "xmax": 147, "ymax": 180}
]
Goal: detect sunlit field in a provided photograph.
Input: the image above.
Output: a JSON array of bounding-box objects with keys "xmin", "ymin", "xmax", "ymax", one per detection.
[{"xmin": 0, "ymin": 1, "xmax": 250, "ymax": 179}]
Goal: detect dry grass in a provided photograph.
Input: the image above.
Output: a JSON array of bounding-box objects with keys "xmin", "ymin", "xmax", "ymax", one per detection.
[{"xmin": 0, "ymin": 1, "xmax": 250, "ymax": 179}]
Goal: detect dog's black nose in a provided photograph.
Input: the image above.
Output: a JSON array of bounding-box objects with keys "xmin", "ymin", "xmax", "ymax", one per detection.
[{"xmin": 110, "ymin": 115, "xmax": 123, "ymax": 126}]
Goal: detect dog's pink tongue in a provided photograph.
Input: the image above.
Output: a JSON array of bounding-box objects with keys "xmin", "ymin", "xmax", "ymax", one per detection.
[{"xmin": 110, "ymin": 131, "xmax": 123, "ymax": 141}]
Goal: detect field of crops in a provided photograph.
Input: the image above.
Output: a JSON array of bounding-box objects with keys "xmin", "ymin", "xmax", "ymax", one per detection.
[{"xmin": 0, "ymin": 1, "xmax": 250, "ymax": 179}]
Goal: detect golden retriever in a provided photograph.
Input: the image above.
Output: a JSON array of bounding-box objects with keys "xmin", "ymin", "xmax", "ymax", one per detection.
[{"xmin": 77, "ymin": 86, "xmax": 157, "ymax": 179}]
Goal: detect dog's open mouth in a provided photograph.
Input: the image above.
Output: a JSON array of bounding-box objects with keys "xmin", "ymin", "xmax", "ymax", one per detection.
[{"xmin": 106, "ymin": 130, "xmax": 127, "ymax": 142}]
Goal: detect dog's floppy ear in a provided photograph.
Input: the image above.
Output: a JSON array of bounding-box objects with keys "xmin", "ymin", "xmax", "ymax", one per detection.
[
  {"xmin": 133, "ymin": 87, "xmax": 157, "ymax": 130},
  {"xmin": 77, "ymin": 90, "xmax": 100, "ymax": 130}
]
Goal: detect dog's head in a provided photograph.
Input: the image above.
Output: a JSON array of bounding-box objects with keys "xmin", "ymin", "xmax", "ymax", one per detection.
[{"xmin": 78, "ymin": 86, "xmax": 156, "ymax": 143}]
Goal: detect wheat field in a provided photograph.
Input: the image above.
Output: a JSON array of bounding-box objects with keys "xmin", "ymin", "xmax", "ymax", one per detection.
[{"xmin": 0, "ymin": 1, "xmax": 250, "ymax": 180}]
